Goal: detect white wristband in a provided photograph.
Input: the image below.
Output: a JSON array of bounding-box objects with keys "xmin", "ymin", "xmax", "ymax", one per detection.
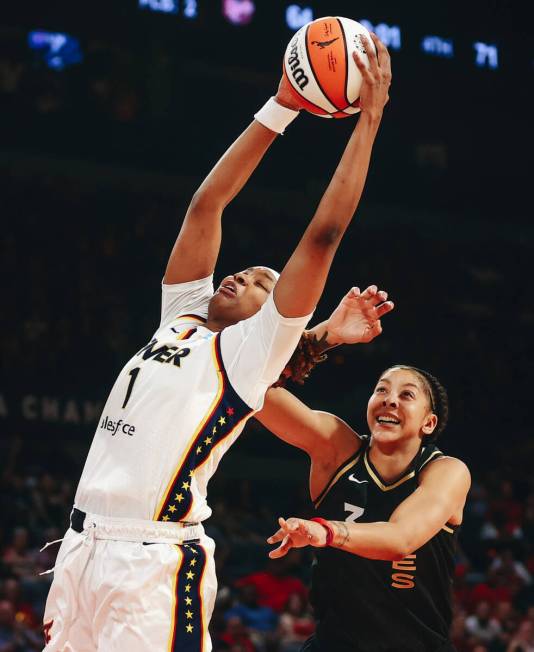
[{"xmin": 254, "ymin": 97, "xmax": 299, "ymax": 135}]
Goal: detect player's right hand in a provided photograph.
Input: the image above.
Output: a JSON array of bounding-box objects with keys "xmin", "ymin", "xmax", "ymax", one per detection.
[
  {"xmin": 353, "ymin": 33, "xmax": 392, "ymax": 120},
  {"xmin": 267, "ymin": 516, "xmax": 327, "ymax": 558},
  {"xmin": 327, "ymin": 285, "xmax": 394, "ymax": 346}
]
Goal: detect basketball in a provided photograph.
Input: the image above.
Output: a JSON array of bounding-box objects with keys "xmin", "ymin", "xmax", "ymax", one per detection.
[{"xmin": 283, "ymin": 16, "xmax": 376, "ymax": 118}]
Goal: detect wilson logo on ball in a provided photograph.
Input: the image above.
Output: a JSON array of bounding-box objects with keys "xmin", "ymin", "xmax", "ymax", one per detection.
[
  {"xmin": 286, "ymin": 38, "xmax": 310, "ymax": 90},
  {"xmin": 283, "ymin": 16, "xmax": 375, "ymax": 119}
]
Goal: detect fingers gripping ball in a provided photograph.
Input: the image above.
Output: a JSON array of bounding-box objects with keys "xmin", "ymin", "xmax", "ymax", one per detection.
[{"xmin": 283, "ymin": 16, "xmax": 376, "ymax": 118}]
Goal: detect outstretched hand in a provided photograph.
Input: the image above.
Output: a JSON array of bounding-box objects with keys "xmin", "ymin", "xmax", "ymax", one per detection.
[
  {"xmin": 327, "ymin": 285, "xmax": 394, "ymax": 346},
  {"xmin": 354, "ymin": 32, "xmax": 392, "ymax": 119},
  {"xmin": 267, "ymin": 517, "xmax": 327, "ymax": 558}
]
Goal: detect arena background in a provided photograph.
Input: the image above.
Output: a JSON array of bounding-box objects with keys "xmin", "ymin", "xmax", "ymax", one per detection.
[{"xmin": 1, "ymin": 1, "xmax": 532, "ymax": 651}]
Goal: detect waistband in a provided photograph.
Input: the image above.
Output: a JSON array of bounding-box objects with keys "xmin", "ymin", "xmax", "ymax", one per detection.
[{"xmin": 70, "ymin": 507, "xmax": 203, "ymax": 544}]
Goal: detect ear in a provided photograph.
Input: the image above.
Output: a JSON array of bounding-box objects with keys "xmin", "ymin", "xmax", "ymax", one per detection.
[{"xmin": 422, "ymin": 413, "xmax": 438, "ymax": 435}]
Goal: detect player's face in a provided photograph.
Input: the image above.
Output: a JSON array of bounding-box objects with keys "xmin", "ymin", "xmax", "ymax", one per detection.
[
  {"xmin": 209, "ymin": 267, "xmax": 277, "ymax": 324},
  {"xmin": 366, "ymin": 368, "xmax": 437, "ymax": 444}
]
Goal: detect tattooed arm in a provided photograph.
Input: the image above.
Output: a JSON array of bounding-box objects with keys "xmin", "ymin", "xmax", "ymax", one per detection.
[{"xmin": 267, "ymin": 457, "xmax": 470, "ymax": 561}]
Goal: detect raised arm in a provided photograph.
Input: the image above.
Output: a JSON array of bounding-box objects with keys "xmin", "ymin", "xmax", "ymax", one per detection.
[
  {"xmin": 272, "ymin": 34, "xmax": 391, "ymax": 317},
  {"xmin": 268, "ymin": 457, "xmax": 471, "ymax": 561},
  {"xmin": 257, "ymin": 282, "xmax": 394, "ymax": 452},
  {"xmin": 257, "ymin": 386, "xmax": 359, "ymax": 456},
  {"xmin": 164, "ymin": 84, "xmax": 300, "ymax": 284}
]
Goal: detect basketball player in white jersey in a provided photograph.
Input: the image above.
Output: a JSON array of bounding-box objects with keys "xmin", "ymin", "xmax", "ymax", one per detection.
[{"xmin": 42, "ymin": 34, "xmax": 391, "ymax": 652}]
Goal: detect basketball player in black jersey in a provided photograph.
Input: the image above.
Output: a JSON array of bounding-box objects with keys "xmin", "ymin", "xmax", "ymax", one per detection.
[{"xmin": 257, "ymin": 309, "xmax": 470, "ymax": 651}]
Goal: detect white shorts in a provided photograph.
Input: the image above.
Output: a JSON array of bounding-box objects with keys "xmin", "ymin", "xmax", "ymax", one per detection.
[{"xmin": 42, "ymin": 510, "xmax": 216, "ymax": 652}]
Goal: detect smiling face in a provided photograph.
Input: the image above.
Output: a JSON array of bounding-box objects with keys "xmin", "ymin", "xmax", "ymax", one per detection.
[
  {"xmin": 208, "ymin": 266, "xmax": 278, "ymax": 326},
  {"xmin": 366, "ymin": 367, "xmax": 438, "ymax": 445}
]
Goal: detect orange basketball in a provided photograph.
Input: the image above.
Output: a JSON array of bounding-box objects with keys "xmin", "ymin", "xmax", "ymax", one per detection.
[{"xmin": 283, "ymin": 16, "xmax": 376, "ymax": 119}]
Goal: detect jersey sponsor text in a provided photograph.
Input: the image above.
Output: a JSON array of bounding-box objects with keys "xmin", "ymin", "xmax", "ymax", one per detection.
[
  {"xmin": 100, "ymin": 415, "xmax": 136, "ymax": 437},
  {"xmin": 136, "ymin": 338, "xmax": 191, "ymax": 367}
]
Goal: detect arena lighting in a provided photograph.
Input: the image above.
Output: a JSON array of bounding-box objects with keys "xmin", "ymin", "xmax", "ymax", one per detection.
[
  {"xmin": 473, "ymin": 42, "xmax": 499, "ymax": 69},
  {"xmin": 285, "ymin": 4, "xmax": 314, "ymax": 31},
  {"xmin": 222, "ymin": 0, "xmax": 256, "ymax": 26},
  {"xmin": 183, "ymin": 0, "xmax": 198, "ymax": 18},
  {"xmin": 28, "ymin": 30, "xmax": 83, "ymax": 70},
  {"xmin": 138, "ymin": 0, "xmax": 179, "ymax": 14},
  {"xmin": 421, "ymin": 36, "xmax": 454, "ymax": 58},
  {"xmin": 359, "ymin": 19, "xmax": 401, "ymax": 50}
]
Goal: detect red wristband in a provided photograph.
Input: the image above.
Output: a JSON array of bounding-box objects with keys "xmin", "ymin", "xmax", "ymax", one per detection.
[{"xmin": 310, "ymin": 517, "xmax": 335, "ymax": 547}]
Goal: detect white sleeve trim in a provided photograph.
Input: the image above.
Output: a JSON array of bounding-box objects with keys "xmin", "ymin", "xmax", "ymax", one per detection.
[{"xmin": 220, "ymin": 292, "xmax": 313, "ymax": 410}]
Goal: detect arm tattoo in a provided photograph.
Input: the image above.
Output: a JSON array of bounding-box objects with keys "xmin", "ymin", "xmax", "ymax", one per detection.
[{"xmin": 332, "ymin": 521, "xmax": 350, "ymax": 547}]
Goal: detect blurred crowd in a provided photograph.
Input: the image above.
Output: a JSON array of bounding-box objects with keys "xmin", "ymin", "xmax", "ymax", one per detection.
[
  {"xmin": 0, "ymin": 435, "xmax": 533, "ymax": 651},
  {"xmin": 0, "ymin": 27, "xmax": 264, "ymax": 171},
  {"xmin": 0, "ymin": 34, "xmax": 143, "ymax": 125}
]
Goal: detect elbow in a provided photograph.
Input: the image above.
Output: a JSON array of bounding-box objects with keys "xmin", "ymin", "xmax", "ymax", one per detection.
[
  {"xmin": 388, "ymin": 533, "xmax": 413, "ymax": 561},
  {"xmin": 390, "ymin": 547, "xmax": 412, "ymax": 562},
  {"xmin": 310, "ymin": 225, "xmax": 344, "ymax": 249},
  {"xmin": 189, "ymin": 189, "xmax": 223, "ymax": 214}
]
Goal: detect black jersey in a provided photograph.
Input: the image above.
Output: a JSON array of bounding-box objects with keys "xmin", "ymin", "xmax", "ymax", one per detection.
[{"xmin": 309, "ymin": 438, "xmax": 458, "ymax": 652}]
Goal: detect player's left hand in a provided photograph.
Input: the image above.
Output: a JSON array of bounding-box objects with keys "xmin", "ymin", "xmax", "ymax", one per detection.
[
  {"xmin": 275, "ymin": 75, "xmax": 303, "ymax": 112},
  {"xmin": 267, "ymin": 517, "xmax": 326, "ymax": 558},
  {"xmin": 326, "ymin": 285, "xmax": 394, "ymax": 346}
]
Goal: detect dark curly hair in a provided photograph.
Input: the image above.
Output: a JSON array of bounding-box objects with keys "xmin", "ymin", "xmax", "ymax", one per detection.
[
  {"xmin": 273, "ymin": 331, "xmax": 328, "ymax": 388},
  {"xmin": 383, "ymin": 365, "xmax": 449, "ymax": 441}
]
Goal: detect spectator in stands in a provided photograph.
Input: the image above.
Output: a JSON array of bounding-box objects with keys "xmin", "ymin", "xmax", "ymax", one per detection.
[
  {"xmin": 225, "ymin": 585, "xmax": 277, "ymax": 651},
  {"xmin": 218, "ymin": 615, "xmax": 255, "ymax": 652},
  {"xmin": 465, "ymin": 600, "xmax": 502, "ymax": 646},
  {"xmin": 491, "ymin": 482, "xmax": 523, "ymax": 537},
  {"xmin": 236, "ymin": 553, "xmax": 307, "ymax": 613},
  {"xmin": 277, "ymin": 592, "xmax": 315, "ymax": 652},
  {"xmin": 450, "ymin": 612, "xmax": 469, "ymax": 652},
  {"xmin": 1, "ymin": 529, "xmax": 36, "ymax": 581},
  {"xmin": 470, "ymin": 568, "xmax": 514, "ymax": 607},
  {"xmin": 491, "ymin": 549, "xmax": 532, "ymax": 591},
  {"xmin": 0, "ymin": 599, "xmax": 42, "ymax": 652},
  {"xmin": 0, "ymin": 579, "xmax": 38, "ymax": 630},
  {"xmin": 507, "ymin": 620, "xmax": 534, "ymax": 652}
]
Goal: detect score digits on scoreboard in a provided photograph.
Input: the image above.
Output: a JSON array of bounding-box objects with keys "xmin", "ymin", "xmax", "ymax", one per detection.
[{"xmin": 138, "ymin": 0, "xmax": 198, "ymax": 18}]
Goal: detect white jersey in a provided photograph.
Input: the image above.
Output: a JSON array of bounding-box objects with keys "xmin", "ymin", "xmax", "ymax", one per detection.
[{"xmin": 75, "ymin": 275, "xmax": 311, "ymax": 523}]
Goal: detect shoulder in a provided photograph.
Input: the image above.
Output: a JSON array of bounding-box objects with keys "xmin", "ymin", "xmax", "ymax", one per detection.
[
  {"xmin": 309, "ymin": 412, "xmax": 363, "ymax": 472},
  {"xmin": 419, "ymin": 455, "xmax": 471, "ymax": 492}
]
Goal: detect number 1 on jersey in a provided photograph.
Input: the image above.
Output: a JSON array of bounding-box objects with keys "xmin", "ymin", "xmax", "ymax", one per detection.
[{"xmin": 122, "ymin": 367, "xmax": 140, "ymax": 409}]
